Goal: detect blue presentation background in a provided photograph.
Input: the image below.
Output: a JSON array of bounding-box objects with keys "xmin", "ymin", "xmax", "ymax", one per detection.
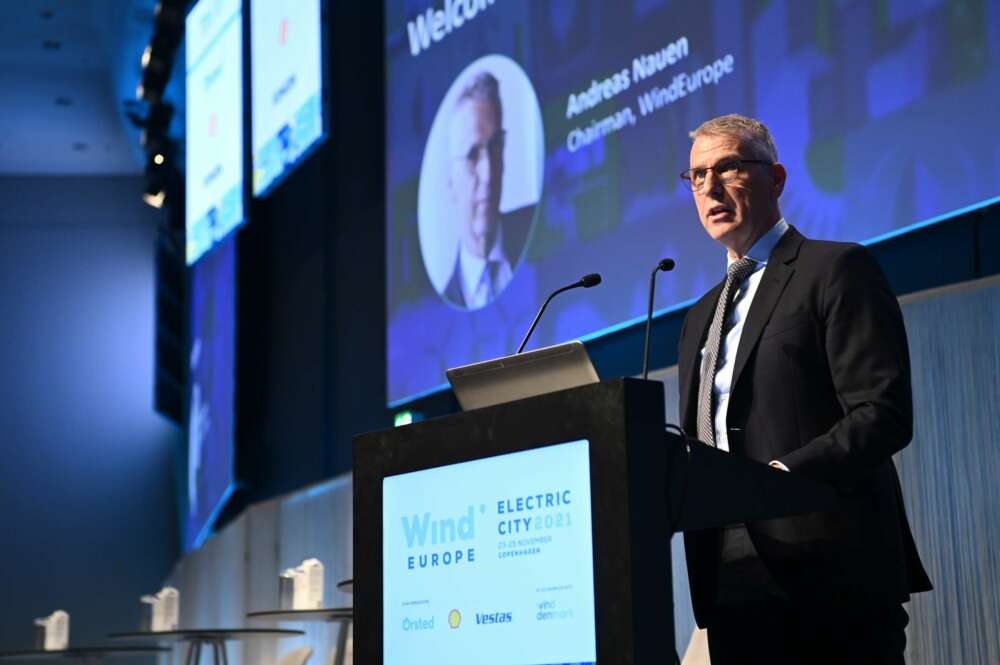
[
  {"xmin": 185, "ymin": 237, "xmax": 236, "ymax": 551},
  {"xmin": 385, "ymin": 0, "xmax": 1000, "ymax": 405}
]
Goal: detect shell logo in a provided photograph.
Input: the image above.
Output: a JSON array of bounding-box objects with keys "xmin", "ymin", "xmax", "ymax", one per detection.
[{"xmin": 447, "ymin": 609, "xmax": 461, "ymax": 629}]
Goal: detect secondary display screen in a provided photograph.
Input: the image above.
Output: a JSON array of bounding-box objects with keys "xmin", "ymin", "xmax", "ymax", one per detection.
[
  {"xmin": 250, "ymin": 0, "xmax": 326, "ymax": 196},
  {"xmin": 385, "ymin": 0, "xmax": 1000, "ymax": 404},
  {"xmin": 186, "ymin": 236, "xmax": 236, "ymax": 551},
  {"xmin": 186, "ymin": 0, "xmax": 245, "ymax": 265},
  {"xmin": 382, "ymin": 439, "xmax": 596, "ymax": 665}
]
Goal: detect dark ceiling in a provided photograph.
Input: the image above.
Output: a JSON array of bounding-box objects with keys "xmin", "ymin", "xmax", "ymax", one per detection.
[{"xmin": 0, "ymin": 0, "xmax": 158, "ymax": 174}]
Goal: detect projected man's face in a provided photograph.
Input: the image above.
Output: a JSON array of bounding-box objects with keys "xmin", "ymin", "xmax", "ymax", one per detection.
[
  {"xmin": 448, "ymin": 97, "xmax": 504, "ymax": 259},
  {"xmin": 689, "ymin": 133, "xmax": 785, "ymax": 259}
]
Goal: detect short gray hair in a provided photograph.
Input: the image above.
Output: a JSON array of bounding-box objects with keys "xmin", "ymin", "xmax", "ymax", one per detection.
[
  {"xmin": 689, "ymin": 114, "xmax": 778, "ymax": 163},
  {"xmin": 454, "ymin": 71, "xmax": 502, "ymax": 125}
]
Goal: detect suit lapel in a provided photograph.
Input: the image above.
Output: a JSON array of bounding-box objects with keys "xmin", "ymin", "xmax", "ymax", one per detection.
[
  {"xmin": 730, "ymin": 227, "xmax": 804, "ymax": 391},
  {"xmin": 678, "ymin": 281, "xmax": 724, "ymax": 430}
]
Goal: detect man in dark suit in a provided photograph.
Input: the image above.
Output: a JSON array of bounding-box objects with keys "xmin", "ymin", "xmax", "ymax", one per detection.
[{"xmin": 676, "ymin": 114, "xmax": 931, "ymax": 664}]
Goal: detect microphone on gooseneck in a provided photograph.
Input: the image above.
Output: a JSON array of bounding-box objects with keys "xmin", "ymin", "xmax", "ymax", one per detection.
[
  {"xmin": 642, "ymin": 258, "xmax": 676, "ymax": 379},
  {"xmin": 516, "ymin": 273, "xmax": 602, "ymax": 354}
]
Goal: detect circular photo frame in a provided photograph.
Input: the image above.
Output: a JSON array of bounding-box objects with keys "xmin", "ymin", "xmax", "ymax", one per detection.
[{"xmin": 417, "ymin": 54, "xmax": 545, "ymax": 311}]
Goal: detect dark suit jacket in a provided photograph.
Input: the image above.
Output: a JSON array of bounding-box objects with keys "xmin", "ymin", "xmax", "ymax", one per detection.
[
  {"xmin": 442, "ymin": 204, "xmax": 535, "ymax": 308},
  {"xmin": 677, "ymin": 225, "xmax": 931, "ymax": 626}
]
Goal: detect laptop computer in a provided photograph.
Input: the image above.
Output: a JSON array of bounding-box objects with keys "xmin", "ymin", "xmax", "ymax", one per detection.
[{"xmin": 446, "ymin": 340, "xmax": 600, "ymax": 411}]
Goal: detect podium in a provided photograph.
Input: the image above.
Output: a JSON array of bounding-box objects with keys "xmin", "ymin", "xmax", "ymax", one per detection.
[{"xmin": 353, "ymin": 378, "xmax": 836, "ymax": 664}]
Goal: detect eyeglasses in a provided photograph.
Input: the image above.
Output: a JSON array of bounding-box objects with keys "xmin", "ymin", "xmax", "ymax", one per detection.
[
  {"xmin": 680, "ymin": 158, "xmax": 771, "ymax": 191},
  {"xmin": 453, "ymin": 129, "xmax": 506, "ymax": 174}
]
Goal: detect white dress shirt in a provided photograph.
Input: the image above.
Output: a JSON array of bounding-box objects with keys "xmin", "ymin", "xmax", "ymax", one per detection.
[
  {"xmin": 458, "ymin": 225, "xmax": 513, "ymax": 309},
  {"xmin": 700, "ymin": 218, "xmax": 789, "ymax": 453}
]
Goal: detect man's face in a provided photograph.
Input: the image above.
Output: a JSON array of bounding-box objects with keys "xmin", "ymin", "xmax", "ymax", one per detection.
[
  {"xmin": 448, "ymin": 98, "xmax": 504, "ymax": 259},
  {"xmin": 688, "ymin": 133, "xmax": 785, "ymax": 258}
]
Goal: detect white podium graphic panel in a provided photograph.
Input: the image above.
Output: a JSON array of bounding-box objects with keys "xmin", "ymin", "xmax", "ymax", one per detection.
[{"xmin": 382, "ymin": 439, "xmax": 596, "ymax": 665}]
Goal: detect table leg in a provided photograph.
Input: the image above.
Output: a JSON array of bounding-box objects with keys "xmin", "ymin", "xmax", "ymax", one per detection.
[
  {"xmin": 216, "ymin": 640, "xmax": 228, "ymax": 665},
  {"xmin": 333, "ymin": 621, "xmax": 350, "ymax": 665}
]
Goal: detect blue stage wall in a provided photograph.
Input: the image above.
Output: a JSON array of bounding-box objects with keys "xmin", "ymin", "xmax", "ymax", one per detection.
[{"xmin": 0, "ymin": 176, "xmax": 181, "ymax": 651}]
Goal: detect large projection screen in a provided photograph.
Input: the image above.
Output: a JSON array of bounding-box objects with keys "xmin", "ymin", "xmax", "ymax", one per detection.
[
  {"xmin": 250, "ymin": 0, "xmax": 326, "ymax": 197},
  {"xmin": 384, "ymin": 0, "xmax": 1000, "ymax": 405},
  {"xmin": 186, "ymin": 0, "xmax": 245, "ymax": 265}
]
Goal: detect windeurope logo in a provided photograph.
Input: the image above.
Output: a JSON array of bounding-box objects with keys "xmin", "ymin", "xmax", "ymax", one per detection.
[{"xmin": 400, "ymin": 505, "xmax": 485, "ymax": 570}]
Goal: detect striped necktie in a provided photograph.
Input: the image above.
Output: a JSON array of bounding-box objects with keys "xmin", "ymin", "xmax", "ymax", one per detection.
[{"xmin": 696, "ymin": 257, "xmax": 758, "ymax": 446}]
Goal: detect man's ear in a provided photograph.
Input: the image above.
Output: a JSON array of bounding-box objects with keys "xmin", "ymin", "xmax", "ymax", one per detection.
[{"xmin": 772, "ymin": 162, "xmax": 787, "ymax": 197}]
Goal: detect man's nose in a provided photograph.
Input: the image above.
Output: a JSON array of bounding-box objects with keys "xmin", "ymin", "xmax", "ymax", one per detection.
[
  {"xmin": 701, "ymin": 169, "xmax": 724, "ymax": 197},
  {"xmin": 474, "ymin": 149, "xmax": 494, "ymax": 183}
]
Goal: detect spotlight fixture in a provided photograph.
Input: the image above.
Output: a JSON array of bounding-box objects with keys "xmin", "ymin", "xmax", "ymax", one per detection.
[
  {"xmin": 143, "ymin": 190, "xmax": 166, "ymax": 209},
  {"xmin": 143, "ymin": 159, "xmax": 169, "ymax": 209},
  {"xmin": 127, "ymin": 0, "xmax": 186, "ymax": 211}
]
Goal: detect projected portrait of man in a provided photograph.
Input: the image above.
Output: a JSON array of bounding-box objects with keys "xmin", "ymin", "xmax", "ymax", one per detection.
[{"xmin": 440, "ymin": 71, "xmax": 532, "ymax": 310}]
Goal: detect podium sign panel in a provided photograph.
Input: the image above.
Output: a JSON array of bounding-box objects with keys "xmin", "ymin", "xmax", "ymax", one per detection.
[
  {"xmin": 382, "ymin": 439, "xmax": 597, "ymax": 664},
  {"xmin": 355, "ymin": 379, "xmax": 672, "ymax": 665}
]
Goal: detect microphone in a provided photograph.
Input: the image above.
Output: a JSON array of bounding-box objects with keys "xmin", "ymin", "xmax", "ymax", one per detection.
[
  {"xmin": 642, "ymin": 258, "xmax": 676, "ymax": 379},
  {"xmin": 516, "ymin": 273, "xmax": 602, "ymax": 354}
]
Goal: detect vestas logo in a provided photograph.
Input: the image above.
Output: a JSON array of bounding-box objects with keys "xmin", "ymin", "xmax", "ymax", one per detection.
[
  {"xmin": 402, "ymin": 506, "xmax": 481, "ymax": 570},
  {"xmin": 475, "ymin": 611, "xmax": 512, "ymax": 625},
  {"xmin": 405, "ymin": 0, "xmax": 498, "ymax": 57}
]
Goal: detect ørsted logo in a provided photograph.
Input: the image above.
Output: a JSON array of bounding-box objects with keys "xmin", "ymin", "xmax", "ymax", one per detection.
[
  {"xmin": 402, "ymin": 615, "xmax": 434, "ymax": 631},
  {"xmin": 475, "ymin": 611, "xmax": 513, "ymax": 625}
]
